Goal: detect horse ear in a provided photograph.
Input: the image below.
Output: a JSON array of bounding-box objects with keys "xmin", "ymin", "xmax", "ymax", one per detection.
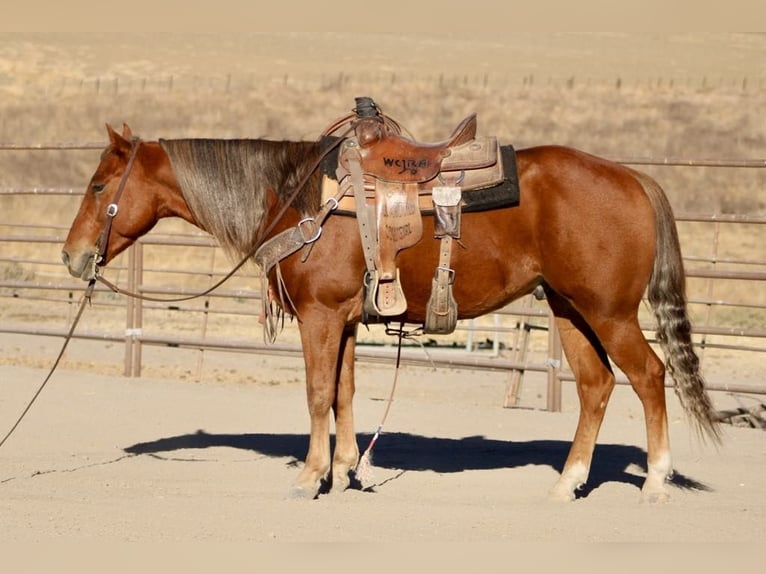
[
  {"xmin": 121, "ymin": 123, "xmax": 134, "ymax": 140},
  {"xmin": 105, "ymin": 123, "xmax": 131, "ymax": 151}
]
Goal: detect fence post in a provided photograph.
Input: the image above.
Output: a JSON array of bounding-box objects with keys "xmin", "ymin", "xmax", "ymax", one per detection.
[
  {"xmin": 124, "ymin": 245, "xmax": 136, "ymax": 376},
  {"xmin": 123, "ymin": 243, "xmax": 144, "ymax": 377},
  {"xmin": 546, "ymin": 308, "xmax": 563, "ymax": 412},
  {"xmin": 133, "ymin": 243, "xmax": 144, "ymax": 377}
]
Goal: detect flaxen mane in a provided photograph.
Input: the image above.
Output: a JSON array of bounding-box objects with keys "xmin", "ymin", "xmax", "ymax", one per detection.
[{"xmin": 159, "ymin": 138, "xmax": 321, "ymax": 259}]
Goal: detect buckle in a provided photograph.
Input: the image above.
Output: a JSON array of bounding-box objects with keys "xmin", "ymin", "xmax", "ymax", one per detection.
[
  {"xmin": 324, "ymin": 196, "xmax": 340, "ymax": 211},
  {"xmin": 434, "ymin": 266, "xmax": 456, "ymax": 285},
  {"xmin": 297, "ymin": 217, "xmax": 322, "ymax": 244}
]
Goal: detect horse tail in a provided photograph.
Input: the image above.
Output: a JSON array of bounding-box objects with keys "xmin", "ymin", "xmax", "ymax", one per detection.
[{"xmin": 636, "ymin": 171, "xmax": 722, "ymax": 444}]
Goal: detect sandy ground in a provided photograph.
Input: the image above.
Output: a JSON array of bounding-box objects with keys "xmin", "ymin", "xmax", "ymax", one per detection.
[{"xmin": 1, "ymin": 341, "xmax": 764, "ymax": 545}]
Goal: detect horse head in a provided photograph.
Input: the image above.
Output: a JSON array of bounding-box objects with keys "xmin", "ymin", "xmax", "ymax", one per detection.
[{"xmin": 62, "ymin": 124, "xmax": 191, "ymax": 280}]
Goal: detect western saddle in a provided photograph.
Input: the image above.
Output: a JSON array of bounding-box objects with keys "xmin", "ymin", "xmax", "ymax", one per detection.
[{"xmin": 331, "ymin": 96, "xmax": 506, "ymax": 334}]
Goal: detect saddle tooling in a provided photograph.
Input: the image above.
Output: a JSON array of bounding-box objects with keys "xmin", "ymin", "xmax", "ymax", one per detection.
[
  {"xmin": 255, "ymin": 96, "xmax": 519, "ymax": 341},
  {"xmin": 323, "ymin": 97, "xmax": 519, "ymax": 334}
]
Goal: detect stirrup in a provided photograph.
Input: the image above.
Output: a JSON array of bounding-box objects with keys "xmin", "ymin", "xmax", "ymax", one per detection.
[{"xmin": 364, "ymin": 269, "xmax": 407, "ymax": 317}]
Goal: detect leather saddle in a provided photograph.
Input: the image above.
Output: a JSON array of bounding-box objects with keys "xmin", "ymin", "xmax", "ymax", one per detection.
[
  {"xmin": 345, "ymin": 112, "xmax": 478, "ymax": 183},
  {"xmin": 326, "ymin": 115, "xmax": 505, "ymax": 214},
  {"xmin": 332, "ymin": 97, "xmax": 506, "ymax": 332}
]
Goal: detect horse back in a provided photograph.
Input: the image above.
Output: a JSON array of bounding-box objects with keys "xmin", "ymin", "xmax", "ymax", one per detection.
[
  {"xmin": 401, "ymin": 145, "xmax": 656, "ymax": 318},
  {"xmin": 283, "ymin": 144, "xmax": 658, "ymax": 324}
]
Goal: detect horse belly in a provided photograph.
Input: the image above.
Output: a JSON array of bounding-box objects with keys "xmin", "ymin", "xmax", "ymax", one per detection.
[{"xmin": 397, "ymin": 208, "xmax": 538, "ymax": 321}]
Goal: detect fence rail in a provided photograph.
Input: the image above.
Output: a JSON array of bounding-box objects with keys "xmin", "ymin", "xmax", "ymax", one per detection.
[{"xmin": 1, "ymin": 144, "xmax": 765, "ymax": 410}]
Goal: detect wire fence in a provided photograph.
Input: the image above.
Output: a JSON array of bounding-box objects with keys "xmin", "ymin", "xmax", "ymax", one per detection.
[{"xmin": 12, "ymin": 72, "xmax": 765, "ymax": 99}]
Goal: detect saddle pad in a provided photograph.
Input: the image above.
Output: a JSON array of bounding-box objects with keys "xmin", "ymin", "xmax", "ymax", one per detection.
[{"xmin": 320, "ymin": 137, "xmax": 520, "ymax": 216}]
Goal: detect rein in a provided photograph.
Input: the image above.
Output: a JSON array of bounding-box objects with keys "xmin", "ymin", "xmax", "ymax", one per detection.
[
  {"xmin": 0, "ymin": 280, "xmax": 96, "ymax": 449},
  {"xmin": 0, "ymin": 139, "xmax": 144, "ymax": 449},
  {"xmin": 94, "ymin": 136, "xmax": 251, "ymax": 303},
  {"xmin": 0, "ymin": 121, "xmax": 355, "ymax": 449},
  {"xmin": 95, "ymin": 125, "xmax": 352, "ymax": 303}
]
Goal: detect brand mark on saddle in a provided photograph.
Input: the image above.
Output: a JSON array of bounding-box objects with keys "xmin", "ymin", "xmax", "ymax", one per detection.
[
  {"xmin": 382, "ymin": 201, "xmax": 418, "ymax": 217},
  {"xmin": 383, "ymin": 156, "xmax": 431, "ymax": 176},
  {"xmin": 383, "ymin": 222, "xmax": 414, "ymax": 241}
]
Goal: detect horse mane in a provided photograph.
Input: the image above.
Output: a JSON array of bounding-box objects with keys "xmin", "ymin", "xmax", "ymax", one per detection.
[{"xmin": 159, "ymin": 138, "xmax": 321, "ymax": 258}]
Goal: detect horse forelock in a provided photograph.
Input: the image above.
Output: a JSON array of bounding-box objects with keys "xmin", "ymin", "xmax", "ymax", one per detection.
[{"xmin": 159, "ymin": 138, "xmax": 320, "ymax": 258}]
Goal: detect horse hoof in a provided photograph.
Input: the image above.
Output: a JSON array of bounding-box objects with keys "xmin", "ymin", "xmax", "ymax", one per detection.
[
  {"xmin": 548, "ymin": 486, "xmax": 576, "ymax": 502},
  {"xmin": 287, "ymin": 485, "xmax": 317, "ymax": 500},
  {"xmin": 329, "ymin": 472, "xmax": 351, "ymax": 494}
]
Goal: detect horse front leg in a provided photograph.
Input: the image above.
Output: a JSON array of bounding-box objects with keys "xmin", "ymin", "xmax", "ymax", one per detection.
[
  {"xmin": 289, "ymin": 310, "xmax": 346, "ymax": 499},
  {"xmin": 330, "ymin": 323, "xmax": 360, "ymax": 493}
]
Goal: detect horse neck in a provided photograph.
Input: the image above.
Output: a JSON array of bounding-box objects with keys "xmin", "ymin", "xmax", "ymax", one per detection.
[
  {"xmin": 147, "ymin": 141, "xmax": 201, "ymax": 228},
  {"xmin": 157, "ymin": 138, "xmax": 321, "ymax": 260}
]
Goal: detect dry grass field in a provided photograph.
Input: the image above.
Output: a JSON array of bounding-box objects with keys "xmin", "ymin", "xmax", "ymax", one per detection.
[
  {"xmin": 1, "ymin": 33, "xmax": 765, "ymax": 217},
  {"xmin": 1, "ymin": 33, "xmax": 764, "ymax": 207}
]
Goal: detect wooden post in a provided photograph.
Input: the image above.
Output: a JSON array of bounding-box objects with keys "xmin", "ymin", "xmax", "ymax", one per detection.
[
  {"xmin": 124, "ymin": 245, "xmax": 136, "ymax": 376},
  {"xmin": 546, "ymin": 308, "xmax": 563, "ymax": 412},
  {"xmin": 132, "ymin": 243, "xmax": 144, "ymax": 377},
  {"xmin": 503, "ymin": 295, "xmax": 534, "ymax": 408},
  {"xmin": 123, "ymin": 243, "xmax": 144, "ymax": 377}
]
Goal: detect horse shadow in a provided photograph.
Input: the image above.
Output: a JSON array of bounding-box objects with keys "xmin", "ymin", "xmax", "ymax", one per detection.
[{"xmin": 123, "ymin": 430, "xmax": 710, "ymax": 498}]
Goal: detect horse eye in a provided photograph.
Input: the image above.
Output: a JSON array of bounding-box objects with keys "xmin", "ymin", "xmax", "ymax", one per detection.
[{"xmin": 92, "ymin": 183, "xmax": 106, "ymax": 194}]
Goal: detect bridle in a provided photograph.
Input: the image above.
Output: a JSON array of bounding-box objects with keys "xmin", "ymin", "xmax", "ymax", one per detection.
[
  {"xmin": 92, "ymin": 125, "xmax": 352, "ymax": 303},
  {"xmin": 1, "ymin": 125, "xmax": 350, "ymax": 449},
  {"xmin": 90, "ymin": 134, "xmax": 258, "ymax": 302},
  {"xmin": 92, "ymin": 136, "xmax": 142, "ymax": 279},
  {"xmin": 0, "ymin": 138, "xmax": 145, "ymax": 449},
  {"xmin": 0, "ymin": 139, "xmax": 144, "ymax": 449}
]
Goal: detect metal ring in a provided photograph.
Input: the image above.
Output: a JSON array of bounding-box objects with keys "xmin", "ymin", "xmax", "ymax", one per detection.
[
  {"xmin": 297, "ymin": 217, "xmax": 322, "ymax": 244},
  {"xmin": 437, "ymin": 170, "xmax": 465, "ymax": 186},
  {"xmin": 106, "ymin": 203, "xmax": 119, "ymax": 217},
  {"xmin": 325, "ymin": 196, "xmax": 340, "ymax": 211}
]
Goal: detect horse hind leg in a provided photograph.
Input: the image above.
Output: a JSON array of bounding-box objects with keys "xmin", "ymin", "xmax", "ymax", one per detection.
[
  {"xmin": 587, "ymin": 313, "xmax": 672, "ymax": 503},
  {"xmin": 546, "ymin": 292, "xmax": 616, "ymax": 502}
]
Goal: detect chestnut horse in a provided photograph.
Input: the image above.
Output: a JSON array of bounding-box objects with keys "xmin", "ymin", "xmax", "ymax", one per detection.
[{"xmin": 62, "ymin": 122, "xmax": 720, "ymax": 503}]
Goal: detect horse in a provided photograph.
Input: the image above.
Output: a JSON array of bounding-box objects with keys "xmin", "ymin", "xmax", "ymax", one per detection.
[{"xmin": 61, "ymin": 119, "xmax": 720, "ymax": 503}]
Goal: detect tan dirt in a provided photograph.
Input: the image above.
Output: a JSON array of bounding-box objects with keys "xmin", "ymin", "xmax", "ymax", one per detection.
[{"xmin": 1, "ymin": 346, "xmax": 764, "ymax": 543}]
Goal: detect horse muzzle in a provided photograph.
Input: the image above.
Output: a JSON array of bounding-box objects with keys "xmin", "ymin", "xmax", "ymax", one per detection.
[{"xmin": 61, "ymin": 248, "xmax": 98, "ymax": 281}]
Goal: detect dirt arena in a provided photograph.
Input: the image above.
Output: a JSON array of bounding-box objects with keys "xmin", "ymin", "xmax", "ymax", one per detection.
[{"xmin": 1, "ymin": 337, "xmax": 764, "ymax": 544}]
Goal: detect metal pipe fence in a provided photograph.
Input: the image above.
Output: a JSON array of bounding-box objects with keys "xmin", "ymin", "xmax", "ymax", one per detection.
[{"xmin": 1, "ymin": 143, "xmax": 765, "ymax": 410}]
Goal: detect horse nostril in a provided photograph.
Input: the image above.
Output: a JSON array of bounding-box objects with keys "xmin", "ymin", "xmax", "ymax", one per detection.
[{"xmin": 61, "ymin": 250, "xmax": 70, "ymax": 267}]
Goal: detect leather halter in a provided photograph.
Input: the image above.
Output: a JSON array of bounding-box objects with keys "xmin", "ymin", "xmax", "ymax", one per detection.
[{"xmin": 93, "ymin": 137, "xmax": 142, "ymax": 276}]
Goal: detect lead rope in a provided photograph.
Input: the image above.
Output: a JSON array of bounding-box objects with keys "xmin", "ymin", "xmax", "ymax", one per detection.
[
  {"xmin": 0, "ymin": 121, "xmax": 360, "ymax": 453},
  {"xmin": 0, "ymin": 124, "xmax": 356, "ymax": 450},
  {"xmin": 0, "ymin": 280, "xmax": 96, "ymax": 449},
  {"xmin": 0, "ymin": 140, "xmax": 143, "ymax": 450}
]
